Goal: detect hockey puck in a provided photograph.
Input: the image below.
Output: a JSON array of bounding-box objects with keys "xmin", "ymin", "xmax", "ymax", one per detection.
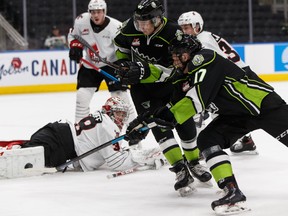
[{"xmin": 24, "ymin": 163, "xmax": 33, "ymax": 169}]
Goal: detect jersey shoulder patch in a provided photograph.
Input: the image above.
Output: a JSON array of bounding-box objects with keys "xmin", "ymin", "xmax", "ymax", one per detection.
[
  {"xmin": 159, "ymin": 19, "xmax": 183, "ymax": 44},
  {"xmin": 191, "ymin": 54, "xmax": 205, "ymax": 66},
  {"xmin": 91, "ymin": 111, "xmax": 103, "ymax": 123},
  {"xmin": 188, "ymin": 49, "xmax": 216, "ymax": 70}
]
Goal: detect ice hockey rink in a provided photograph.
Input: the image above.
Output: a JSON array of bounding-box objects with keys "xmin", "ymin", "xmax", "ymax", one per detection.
[{"xmin": 1, "ymin": 81, "xmax": 288, "ymax": 216}]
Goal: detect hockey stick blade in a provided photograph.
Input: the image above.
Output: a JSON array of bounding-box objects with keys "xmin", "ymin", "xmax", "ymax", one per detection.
[
  {"xmin": 107, "ymin": 165, "xmax": 151, "ymax": 179},
  {"xmin": 72, "ymin": 34, "xmax": 123, "ymax": 71}
]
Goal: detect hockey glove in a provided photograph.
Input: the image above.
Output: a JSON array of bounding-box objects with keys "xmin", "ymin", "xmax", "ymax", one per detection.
[
  {"xmin": 116, "ymin": 61, "xmax": 150, "ymax": 85},
  {"xmin": 69, "ymin": 39, "xmax": 83, "ymax": 63},
  {"xmin": 153, "ymin": 106, "xmax": 177, "ymax": 129},
  {"xmin": 125, "ymin": 111, "xmax": 151, "ymax": 144}
]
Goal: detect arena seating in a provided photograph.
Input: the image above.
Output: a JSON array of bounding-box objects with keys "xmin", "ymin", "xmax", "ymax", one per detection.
[{"xmin": 0, "ymin": 0, "xmax": 287, "ymax": 49}]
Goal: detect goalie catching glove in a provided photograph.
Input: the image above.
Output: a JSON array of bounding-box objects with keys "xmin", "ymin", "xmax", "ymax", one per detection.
[
  {"xmin": 116, "ymin": 61, "xmax": 150, "ymax": 85},
  {"xmin": 130, "ymin": 147, "xmax": 167, "ymax": 170},
  {"xmin": 125, "ymin": 111, "xmax": 175, "ymax": 145}
]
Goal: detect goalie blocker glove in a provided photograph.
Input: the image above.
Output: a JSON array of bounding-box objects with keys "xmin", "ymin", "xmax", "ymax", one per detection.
[
  {"xmin": 69, "ymin": 39, "xmax": 83, "ymax": 63},
  {"xmin": 116, "ymin": 61, "xmax": 150, "ymax": 85}
]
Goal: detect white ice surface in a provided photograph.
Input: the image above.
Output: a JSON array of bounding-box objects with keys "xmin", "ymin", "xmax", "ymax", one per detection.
[{"xmin": 1, "ymin": 82, "xmax": 288, "ymax": 216}]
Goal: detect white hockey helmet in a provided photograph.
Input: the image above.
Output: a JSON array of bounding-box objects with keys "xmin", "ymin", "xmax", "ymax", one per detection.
[
  {"xmin": 102, "ymin": 97, "xmax": 129, "ymax": 130},
  {"xmin": 88, "ymin": 0, "xmax": 107, "ymax": 15},
  {"xmin": 178, "ymin": 11, "xmax": 204, "ymax": 33}
]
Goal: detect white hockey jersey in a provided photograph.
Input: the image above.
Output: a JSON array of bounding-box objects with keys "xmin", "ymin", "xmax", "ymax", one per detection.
[
  {"xmin": 67, "ymin": 12, "xmax": 121, "ymax": 68},
  {"xmin": 68, "ymin": 111, "xmax": 138, "ymax": 172},
  {"xmin": 197, "ymin": 31, "xmax": 247, "ymax": 69}
]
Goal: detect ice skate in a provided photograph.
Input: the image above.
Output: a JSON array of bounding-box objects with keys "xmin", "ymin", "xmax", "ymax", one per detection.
[
  {"xmin": 230, "ymin": 134, "xmax": 258, "ymax": 155},
  {"xmin": 169, "ymin": 161, "xmax": 196, "ymax": 197},
  {"xmin": 212, "ymin": 182, "xmax": 251, "ymax": 215},
  {"xmin": 187, "ymin": 160, "xmax": 213, "ymax": 187}
]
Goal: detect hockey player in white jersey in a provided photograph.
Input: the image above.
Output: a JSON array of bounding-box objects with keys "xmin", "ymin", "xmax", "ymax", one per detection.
[
  {"xmin": 67, "ymin": 0, "xmax": 137, "ymax": 131},
  {"xmin": 0, "ymin": 97, "xmax": 165, "ymax": 178},
  {"xmin": 177, "ymin": 11, "xmax": 257, "ymax": 154}
]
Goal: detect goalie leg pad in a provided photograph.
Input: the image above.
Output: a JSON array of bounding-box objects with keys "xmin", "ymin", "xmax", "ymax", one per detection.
[{"xmin": 0, "ymin": 146, "xmax": 45, "ymax": 179}]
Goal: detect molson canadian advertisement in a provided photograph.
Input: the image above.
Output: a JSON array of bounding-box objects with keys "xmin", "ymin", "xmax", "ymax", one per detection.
[
  {"xmin": 1, "ymin": 42, "xmax": 288, "ymax": 94},
  {"xmin": 233, "ymin": 42, "xmax": 288, "ymax": 81},
  {"xmin": 0, "ymin": 50, "xmax": 78, "ymax": 94}
]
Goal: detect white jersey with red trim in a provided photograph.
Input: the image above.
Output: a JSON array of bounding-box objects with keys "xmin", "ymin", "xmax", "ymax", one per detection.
[
  {"xmin": 68, "ymin": 12, "xmax": 121, "ymax": 68},
  {"xmin": 68, "ymin": 110, "xmax": 138, "ymax": 172},
  {"xmin": 197, "ymin": 30, "xmax": 247, "ymax": 68}
]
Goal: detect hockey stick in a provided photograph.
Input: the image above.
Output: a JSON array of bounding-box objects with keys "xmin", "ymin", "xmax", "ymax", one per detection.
[
  {"xmin": 56, "ymin": 122, "xmax": 158, "ymax": 172},
  {"xmin": 56, "ymin": 134, "xmax": 126, "ymax": 172},
  {"xmin": 106, "ymin": 165, "xmax": 151, "ymax": 179},
  {"xmin": 72, "ymin": 34, "xmax": 124, "ymax": 72},
  {"xmin": 80, "ymin": 58, "xmax": 119, "ymax": 82},
  {"xmin": 107, "ymin": 147, "xmax": 167, "ymax": 179}
]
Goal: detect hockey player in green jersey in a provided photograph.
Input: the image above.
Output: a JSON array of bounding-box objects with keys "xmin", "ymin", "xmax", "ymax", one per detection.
[
  {"xmin": 125, "ymin": 34, "xmax": 288, "ymax": 215},
  {"xmin": 113, "ymin": 0, "xmax": 211, "ymax": 196}
]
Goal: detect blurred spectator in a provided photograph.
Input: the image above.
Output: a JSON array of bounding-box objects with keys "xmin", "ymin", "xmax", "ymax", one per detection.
[
  {"xmin": 281, "ymin": 23, "xmax": 288, "ymax": 35},
  {"xmin": 44, "ymin": 25, "xmax": 68, "ymax": 50}
]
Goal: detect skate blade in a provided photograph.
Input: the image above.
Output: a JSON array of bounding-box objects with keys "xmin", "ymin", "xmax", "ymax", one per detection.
[
  {"xmin": 214, "ymin": 202, "xmax": 251, "ymax": 215},
  {"xmin": 231, "ymin": 150, "xmax": 259, "ymax": 156},
  {"xmin": 196, "ymin": 180, "xmax": 213, "ymax": 188},
  {"xmin": 177, "ymin": 184, "xmax": 197, "ymax": 197}
]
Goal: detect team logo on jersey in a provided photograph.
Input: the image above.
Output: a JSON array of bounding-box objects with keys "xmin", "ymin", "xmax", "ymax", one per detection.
[
  {"xmin": 182, "ymin": 81, "xmax": 191, "ymax": 92},
  {"xmin": 141, "ymin": 101, "xmax": 150, "ymax": 109},
  {"xmin": 132, "ymin": 38, "xmax": 140, "ymax": 46},
  {"xmin": 131, "ymin": 47, "xmax": 159, "ymax": 63},
  {"xmin": 112, "ymin": 131, "xmax": 120, "ymax": 151},
  {"xmin": 206, "ymin": 102, "xmax": 219, "ymax": 114},
  {"xmin": 192, "ymin": 54, "xmax": 204, "ymax": 66},
  {"xmin": 154, "ymin": 44, "xmax": 163, "ymax": 47},
  {"xmin": 81, "ymin": 28, "xmax": 89, "ymax": 35},
  {"xmin": 88, "ymin": 44, "xmax": 100, "ymax": 62},
  {"xmin": 175, "ymin": 29, "xmax": 183, "ymax": 41}
]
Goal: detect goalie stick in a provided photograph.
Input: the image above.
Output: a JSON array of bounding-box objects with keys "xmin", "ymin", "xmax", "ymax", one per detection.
[
  {"xmin": 72, "ymin": 34, "xmax": 125, "ymax": 72},
  {"xmin": 56, "ymin": 134, "xmax": 126, "ymax": 172},
  {"xmin": 56, "ymin": 122, "xmax": 159, "ymax": 172}
]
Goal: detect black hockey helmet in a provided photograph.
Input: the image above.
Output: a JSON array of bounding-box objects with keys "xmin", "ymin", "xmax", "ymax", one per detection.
[
  {"xmin": 133, "ymin": 0, "xmax": 164, "ymax": 21},
  {"xmin": 171, "ymin": 34, "xmax": 202, "ymax": 56}
]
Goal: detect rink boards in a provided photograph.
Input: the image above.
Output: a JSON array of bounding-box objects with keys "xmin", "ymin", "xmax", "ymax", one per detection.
[{"xmin": 1, "ymin": 42, "xmax": 288, "ymax": 94}]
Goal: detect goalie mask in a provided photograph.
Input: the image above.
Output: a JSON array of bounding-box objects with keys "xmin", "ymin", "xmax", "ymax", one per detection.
[
  {"xmin": 178, "ymin": 11, "xmax": 204, "ymax": 34},
  {"xmin": 102, "ymin": 97, "xmax": 129, "ymax": 130},
  {"xmin": 133, "ymin": 0, "xmax": 164, "ymax": 32},
  {"xmin": 88, "ymin": 0, "xmax": 107, "ymax": 14}
]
